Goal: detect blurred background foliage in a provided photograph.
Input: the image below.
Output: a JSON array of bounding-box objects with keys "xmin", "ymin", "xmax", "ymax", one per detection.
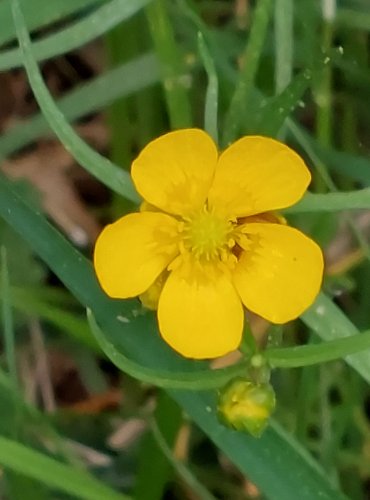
[{"xmin": 0, "ymin": 0, "xmax": 370, "ymax": 498}]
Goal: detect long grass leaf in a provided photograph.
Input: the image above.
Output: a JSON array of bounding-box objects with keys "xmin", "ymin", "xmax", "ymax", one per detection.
[
  {"xmin": 0, "ymin": 53, "xmax": 159, "ymax": 157},
  {"xmin": 11, "ymin": 0, "xmax": 139, "ymax": 202},
  {"xmin": 0, "ymin": 436, "xmax": 129, "ymax": 500},
  {"xmin": 0, "ymin": 247, "xmax": 17, "ymax": 389},
  {"xmin": 0, "ymin": 0, "xmax": 152, "ymax": 71},
  {"xmin": 0, "ymin": 0, "xmax": 102, "ymax": 48}
]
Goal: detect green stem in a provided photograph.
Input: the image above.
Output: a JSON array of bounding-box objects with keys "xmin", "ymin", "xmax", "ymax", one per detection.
[
  {"xmin": 284, "ymin": 189, "xmax": 370, "ymax": 214},
  {"xmin": 11, "ymin": 0, "xmax": 138, "ymax": 201},
  {"xmin": 274, "ymin": 0, "xmax": 293, "ymax": 93},
  {"xmin": 0, "ymin": 247, "xmax": 18, "ymax": 390},
  {"xmin": 315, "ymin": 21, "xmax": 334, "ymax": 149},
  {"xmin": 266, "ymin": 330, "xmax": 370, "ymax": 368},
  {"xmin": 151, "ymin": 417, "xmax": 216, "ymax": 500},
  {"xmin": 223, "ymin": 0, "xmax": 273, "ymax": 145},
  {"xmin": 135, "ymin": 393, "xmax": 182, "ymax": 500},
  {"xmin": 145, "ymin": 0, "xmax": 192, "ymax": 128}
]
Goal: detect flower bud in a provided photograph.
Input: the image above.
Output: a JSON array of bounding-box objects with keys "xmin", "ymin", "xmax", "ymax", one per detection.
[
  {"xmin": 139, "ymin": 272, "xmax": 167, "ymax": 310},
  {"xmin": 217, "ymin": 377, "xmax": 276, "ymax": 437}
]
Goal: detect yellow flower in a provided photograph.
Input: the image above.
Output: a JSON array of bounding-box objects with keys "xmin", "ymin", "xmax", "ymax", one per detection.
[{"xmin": 94, "ymin": 129, "xmax": 324, "ymax": 359}]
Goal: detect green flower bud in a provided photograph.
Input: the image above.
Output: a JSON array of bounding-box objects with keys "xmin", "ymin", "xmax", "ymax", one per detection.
[{"xmin": 217, "ymin": 377, "xmax": 276, "ymax": 437}]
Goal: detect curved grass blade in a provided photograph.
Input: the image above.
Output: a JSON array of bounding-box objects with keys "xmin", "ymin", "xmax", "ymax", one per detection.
[
  {"xmin": 151, "ymin": 419, "xmax": 216, "ymax": 500},
  {"xmin": 0, "ymin": 53, "xmax": 159, "ymax": 157},
  {"xmin": 87, "ymin": 309, "xmax": 249, "ymax": 390},
  {"xmin": 0, "ymin": 0, "xmax": 152, "ymax": 71},
  {"xmin": 0, "ymin": 0, "xmax": 101, "ymax": 48},
  {"xmin": 0, "ymin": 164, "xmax": 348, "ymax": 500},
  {"xmin": 11, "ymin": 0, "xmax": 139, "ymax": 202},
  {"xmin": 0, "ymin": 435, "xmax": 128, "ymax": 500}
]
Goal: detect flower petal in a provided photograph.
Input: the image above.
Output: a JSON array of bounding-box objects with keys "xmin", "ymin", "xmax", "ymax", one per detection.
[
  {"xmin": 158, "ymin": 263, "xmax": 243, "ymax": 359},
  {"xmin": 94, "ymin": 212, "xmax": 179, "ymax": 298},
  {"xmin": 233, "ymin": 223, "xmax": 323, "ymax": 323},
  {"xmin": 208, "ymin": 136, "xmax": 311, "ymax": 217},
  {"xmin": 132, "ymin": 129, "xmax": 218, "ymax": 216}
]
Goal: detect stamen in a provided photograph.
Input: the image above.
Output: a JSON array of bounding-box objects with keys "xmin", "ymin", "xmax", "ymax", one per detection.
[{"xmin": 180, "ymin": 206, "xmax": 236, "ymax": 265}]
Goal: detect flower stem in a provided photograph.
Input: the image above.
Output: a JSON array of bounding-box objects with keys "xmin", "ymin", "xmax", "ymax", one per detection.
[
  {"xmin": 223, "ymin": 0, "xmax": 273, "ymax": 146},
  {"xmin": 265, "ymin": 330, "xmax": 370, "ymax": 368},
  {"xmin": 145, "ymin": 0, "xmax": 192, "ymax": 128}
]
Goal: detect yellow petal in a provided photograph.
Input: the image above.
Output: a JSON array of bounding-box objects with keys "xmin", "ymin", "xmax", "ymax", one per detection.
[
  {"xmin": 208, "ymin": 136, "xmax": 311, "ymax": 218},
  {"xmin": 233, "ymin": 223, "xmax": 323, "ymax": 323},
  {"xmin": 158, "ymin": 263, "xmax": 243, "ymax": 359},
  {"xmin": 94, "ymin": 212, "xmax": 179, "ymax": 298},
  {"xmin": 132, "ymin": 129, "xmax": 218, "ymax": 216}
]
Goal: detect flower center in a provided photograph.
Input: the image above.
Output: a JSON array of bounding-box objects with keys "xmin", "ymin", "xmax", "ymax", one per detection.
[{"xmin": 181, "ymin": 207, "xmax": 235, "ymax": 261}]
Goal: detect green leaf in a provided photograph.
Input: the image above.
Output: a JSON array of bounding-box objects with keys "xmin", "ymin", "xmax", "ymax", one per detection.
[
  {"xmin": 287, "ymin": 123, "xmax": 370, "ymax": 186},
  {"xmin": 145, "ymin": 0, "xmax": 192, "ymax": 128},
  {"xmin": 245, "ymin": 69, "xmax": 312, "ymax": 137},
  {"xmin": 87, "ymin": 309, "xmax": 249, "ymax": 390},
  {"xmin": 171, "ymin": 392, "xmax": 347, "ymax": 500},
  {"xmin": 0, "ymin": 247, "xmax": 18, "ymax": 390},
  {"xmin": 0, "ymin": 435, "xmax": 128, "ymax": 500},
  {"xmin": 150, "ymin": 417, "xmax": 216, "ymax": 500},
  {"xmin": 302, "ymin": 293, "xmax": 370, "ymax": 385},
  {"xmin": 0, "ymin": 0, "xmax": 153, "ymax": 71},
  {"xmin": 0, "ymin": 0, "xmax": 102, "ymax": 47},
  {"xmin": 223, "ymin": 0, "xmax": 273, "ymax": 145},
  {"xmin": 11, "ymin": 0, "xmax": 139, "ymax": 202},
  {"xmin": 10, "ymin": 287, "xmax": 99, "ymax": 351},
  {"xmin": 274, "ymin": 0, "xmax": 293, "ymax": 92},
  {"xmin": 336, "ymin": 7, "xmax": 370, "ymax": 31},
  {"xmin": 0, "ymin": 53, "xmax": 160, "ymax": 157}
]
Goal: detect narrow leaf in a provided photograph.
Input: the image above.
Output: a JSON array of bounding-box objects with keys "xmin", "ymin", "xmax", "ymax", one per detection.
[{"xmin": 11, "ymin": 0, "xmax": 139, "ymax": 202}]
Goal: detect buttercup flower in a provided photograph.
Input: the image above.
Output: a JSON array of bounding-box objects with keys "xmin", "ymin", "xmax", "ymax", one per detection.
[{"xmin": 94, "ymin": 129, "xmax": 324, "ymax": 359}]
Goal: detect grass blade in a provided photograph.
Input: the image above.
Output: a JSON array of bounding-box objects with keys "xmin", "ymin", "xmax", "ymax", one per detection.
[
  {"xmin": 0, "ymin": 0, "xmax": 101, "ymax": 48},
  {"xmin": 11, "ymin": 0, "xmax": 139, "ymax": 202},
  {"xmin": 0, "ymin": 53, "xmax": 159, "ymax": 157},
  {"xmin": 0, "ymin": 0, "xmax": 152, "ymax": 71},
  {"xmin": 274, "ymin": 0, "xmax": 293, "ymax": 92},
  {"xmin": 0, "ymin": 247, "xmax": 18, "ymax": 389},
  {"xmin": 145, "ymin": 0, "xmax": 192, "ymax": 128},
  {"xmin": 87, "ymin": 309, "xmax": 248, "ymax": 390},
  {"xmin": 302, "ymin": 293, "xmax": 370, "ymax": 384},
  {"xmin": 223, "ymin": 0, "xmax": 273, "ymax": 145},
  {"xmin": 151, "ymin": 419, "xmax": 216, "ymax": 500},
  {"xmin": 0, "ymin": 435, "xmax": 129, "ymax": 500}
]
